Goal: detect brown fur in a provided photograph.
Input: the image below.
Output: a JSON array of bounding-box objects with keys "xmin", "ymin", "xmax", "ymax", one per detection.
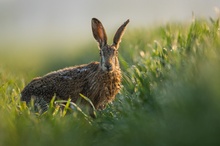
[{"xmin": 21, "ymin": 18, "xmax": 129, "ymax": 113}]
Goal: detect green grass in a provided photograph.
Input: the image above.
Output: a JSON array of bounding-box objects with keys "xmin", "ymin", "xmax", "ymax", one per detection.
[{"xmin": 0, "ymin": 17, "xmax": 220, "ymax": 146}]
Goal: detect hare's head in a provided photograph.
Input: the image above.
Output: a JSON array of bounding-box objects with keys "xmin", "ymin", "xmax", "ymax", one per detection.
[{"xmin": 92, "ymin": 18, "xmax": 129, "ymax": 72}]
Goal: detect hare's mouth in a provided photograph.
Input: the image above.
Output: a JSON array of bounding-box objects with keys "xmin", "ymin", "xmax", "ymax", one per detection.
[
  {"xmin": 103, "ymin": 68, "xmax": 113, "ymax": 73},
  {"xmin": 102, "ymin": 65, "xmax": 113, "ymax": 72},
  {"xmin": 101, "ymin": 64, "xmax": 113, "ymax": 72}
]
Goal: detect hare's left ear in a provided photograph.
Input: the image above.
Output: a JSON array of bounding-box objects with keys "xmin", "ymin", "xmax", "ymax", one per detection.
[
  {"xmin": 92, "ymin": 18, "xmax": 107, "ymax": 48},
  {"xmin": 113, "ymin": 19, "xmax": 129, "ymax": 49}
]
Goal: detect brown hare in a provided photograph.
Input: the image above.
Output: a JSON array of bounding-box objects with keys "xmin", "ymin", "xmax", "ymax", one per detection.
[{"xmin": 21, "ymin": 18, "xmax": 129, "ymax": 116}]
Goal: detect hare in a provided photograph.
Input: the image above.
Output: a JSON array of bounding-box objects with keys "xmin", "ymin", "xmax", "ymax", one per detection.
[{"xmin": 21, "ymin": 18, "xmax": 129, "ymax": 115}]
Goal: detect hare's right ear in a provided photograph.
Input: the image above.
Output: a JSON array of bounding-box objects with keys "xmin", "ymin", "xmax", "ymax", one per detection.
[{"xmin": 92, "ymin": 18, "xmax": 107, "ymax": 48}]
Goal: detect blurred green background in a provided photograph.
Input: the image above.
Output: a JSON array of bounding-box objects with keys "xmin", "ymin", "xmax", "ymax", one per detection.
[{"xmin": 0, "ymin": 1, "xmax": 220, "ymax": 146}]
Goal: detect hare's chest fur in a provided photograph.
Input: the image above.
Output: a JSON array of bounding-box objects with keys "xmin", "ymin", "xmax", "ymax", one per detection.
[{"xmin": 83, "ymin": 65, "xmax": 121, "ymax": 109}]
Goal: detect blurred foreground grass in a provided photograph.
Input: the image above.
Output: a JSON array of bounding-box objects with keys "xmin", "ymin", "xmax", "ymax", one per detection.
[{"xmin": 0, "ymin": 17, "xmax": 220, "ymax": 146}]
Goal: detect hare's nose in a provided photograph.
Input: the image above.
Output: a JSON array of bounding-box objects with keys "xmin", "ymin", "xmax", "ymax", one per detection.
[{"xmin": 105, "ymin": 64, "xmax": 112, "ymax": 71}]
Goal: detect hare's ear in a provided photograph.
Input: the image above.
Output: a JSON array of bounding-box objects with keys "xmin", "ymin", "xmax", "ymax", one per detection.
[
  {"xmin": 113, "ymin": 19, "xmax": 129, "ymax": 49},
  {"xmin": 91, "ymin": 18, "xmax": 107, "ymax": 48}
]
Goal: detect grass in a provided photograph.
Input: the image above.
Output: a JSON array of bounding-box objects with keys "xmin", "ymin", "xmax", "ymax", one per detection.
[{"xmin": 0, "ymin": 17, "xmax": 220, "ymax": 146}]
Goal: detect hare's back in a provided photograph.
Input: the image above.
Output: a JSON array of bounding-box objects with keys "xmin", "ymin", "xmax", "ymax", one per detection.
[{"xmin": 21, "ymin": 62, "xmax": 100, "ymax": 102}]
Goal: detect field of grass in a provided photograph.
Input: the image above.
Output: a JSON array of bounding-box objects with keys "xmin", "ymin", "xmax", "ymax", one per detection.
[{"xmin": 0, "ymin": 17, "xmax": 220, "ymax": 146}]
